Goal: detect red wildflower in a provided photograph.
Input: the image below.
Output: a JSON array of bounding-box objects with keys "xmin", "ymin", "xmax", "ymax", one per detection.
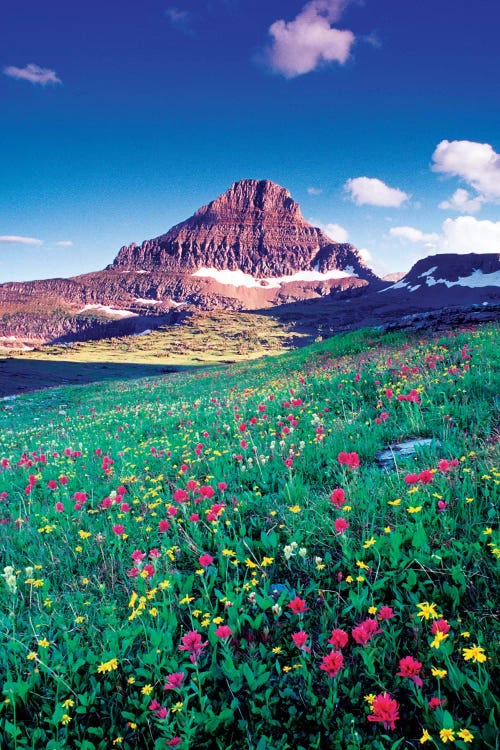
[
  {"xmin": 378, "ymin": 606, "xmax": 395, "ymax": 620},
  {"xmin": 200, "ymin": 485, "xmax": 215, "ymax": 498},
  {"xmin": 428, "ymin": 696, "xmax": 446, "ymax": 709},
  {"xmin": 397, "ymin": 656, "xmax": 423, "ymax": 687},
  {"xmin": 159, "ymin": 520, "xmax": 170, "ymax": 532},
  {"xmin": 291, "ymin": 630, "xmax": 311, "ymax": 652},
  {"xmin": 404, "ymin": 473, "xmax": 420, "ymax": 484},
  {"xmin": 334, "ymin": 517, "xmax": 349, "ymax": 533},
  {"xmin": 173, "ymin": 489, "xmax": 188, "ymax": 503},
  {"xmin": 367, "ymin": 693, "xmax": 400, "ymax": 730},
  {"xmin": 215, "ymin": 625, "xmax": 233, "ymax": 639},
  {"xmin": 327, "ymin": 628, "xmax": 349, "ymax": 649},
  {"xmin": 164, "ymin": 672, "xmax": 185, "ymax": 691},
  {"xmin": 54, "ymin": 502, "xmax": 64, "ymax": 513},
  {"xmin": 352, "ymin": 618, "xmax": 381, "ymax": 646},
  {"xmin": 131, "ymin": 549, "xmax": 146, "ymax": 563},
  {"xmin": 47, "ymin": 479, "xmax": 58, "ymax": 490},
  {"xmin": 166, "ymin": 738, "xmax": 182, "ymax": 747},
  {"xmin": 319, "ymin": 650, "xmax": 344, "ymax": 677},
  {"xmin": 178, "ymin": 631, "xmax": 208, "ymax": 663},
  {"xmin": 112, "ymin": 524, "xmax": 125, "ymax": 535},
  {"xmin": 287, "ymin": 596, "xmax": 309, "ymax": 614},
  {"xmin": 431, "ymin": 619, "xmax": 450, "ymax": 634},
  {"xmin": 337, "ymin": 451, "xmax": 360, "ymax": 468},
  {"xmin": 198, "ymin": 554, "xmax": 214, "ymax": 568},
  {"xmin": 418, "ymin": 469, "xmax": 434, "ymax": 484},
  {"xmin": 330, "ymin": 488, "xmax": 346, "ymax": 508}
]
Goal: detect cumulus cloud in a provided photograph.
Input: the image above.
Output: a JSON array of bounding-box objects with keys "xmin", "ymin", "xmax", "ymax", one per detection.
[
  {"xmin": 345, "ymin": 177, "xmax": 409, "ymax": 207},
  {"xmin": 321, "ymin": 222, "xmax": 349, "ymax": 243},
  {"xmin": 438, "ymin": 188, "xmax": 484, "ymax": 214},
  {"xmin": 307, "ymin": 186, "xmax": 323, "ymax": 195},
  {"xmin": 358, "ymin": 247, "xmax": 372, "ymax": 263},
  {"xmin": 266, "ymin": 0, "xmax": 355, "ymax": 78},
  {"xmin": 389, "ymin": 216, "xmax": 500, "ymax": 256},
  {"xmin": 4, "ymin": 63, "xmax": 61, "ymax": 85},
  {"xmin": 55, "ymin": 240, "xmax": 73, "ymax": 247},
  {"xmin": 441, "ymin": 216, "xmax": 500, "ymax": 254},
  {"xmin": 432, "ymin": 139, "xmax": 500, "ymax": 203},
  {"xmin": 0, "ymin": 235, "xmax": 43, "ymax": 245},
  {"xmin": 389, "ymin": 226, "xmax": 440, "ymax": 245}
]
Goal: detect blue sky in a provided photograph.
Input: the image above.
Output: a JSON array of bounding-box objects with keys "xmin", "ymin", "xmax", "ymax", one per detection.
[{"xmin": 1, "ymin": 0, "xmax": 499, "ymax": 281}]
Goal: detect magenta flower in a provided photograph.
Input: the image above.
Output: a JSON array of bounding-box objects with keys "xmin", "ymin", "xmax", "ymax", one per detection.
[
  {"xmin": 164, "ymin": 672, "xmax": 185, "ymax": 690},
  {"xmin": 319, "ymin": 650, "xmax": 344, "ymax": 677},
  {"xmin": 178, "ymin": 630, "xmax": 208, "ymax": 663},
  {"xmin": 215, "ymin": 625, "xmax": 233, "ymax": 639}
]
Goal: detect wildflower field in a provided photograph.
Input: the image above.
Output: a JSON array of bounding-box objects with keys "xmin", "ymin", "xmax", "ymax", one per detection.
[{"xmin": 0, "ymin": 323, "xmax": 499, "ymax": 750}]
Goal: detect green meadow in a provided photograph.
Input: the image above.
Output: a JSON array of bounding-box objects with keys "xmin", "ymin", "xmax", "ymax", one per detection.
[{"xmin": 0, "ymin": 324, "xmax": 499, "ymax": 749}]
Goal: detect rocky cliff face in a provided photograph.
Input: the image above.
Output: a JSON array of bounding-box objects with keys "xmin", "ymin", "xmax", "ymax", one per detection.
[{"xmin": 109, "ymin": 179, "xmax": 377, "ymax": 281}]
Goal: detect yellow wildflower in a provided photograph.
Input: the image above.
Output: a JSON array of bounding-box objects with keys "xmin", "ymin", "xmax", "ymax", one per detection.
[
  {"xmin": 141, "ymin": 684, "xmax": 153, "ymax": 695},
  {"xmin": 457, "ymin": 729, "xmax": 474, "ymax": 743},
  {"xmin": 419, "ymin": 729, "xmax": 432, "ymax": 744},
  {"xmin": 462, "ymin": 645, "xmax": 487, "ymax": 663},
  {"xmin": 60, "ymin": 714, "xmax": 72, "ymax": 726},
  {"xmin": 417, "ymin": 601, "xmax": 441, "ymax": 620},
  {"xmin": 97, "ymin": 658, "xmax": 119, "ymax": 673},
  {"xmin": 430, "ymin": 631, "xmax": 449, "ymax": 649},
  {"xmin": 431, "ymin": 667, "xmax": 447, "ymax": 678},
  {"xmin": 439, "ymin": 729, "xmax": 455, "ymax": 743}
]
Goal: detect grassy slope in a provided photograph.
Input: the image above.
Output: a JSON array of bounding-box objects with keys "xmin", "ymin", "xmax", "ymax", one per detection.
[
  {"xmin": 0, "ymin": 312, "xmax": 311, "ymax": 396},
  {"xmin": 0, "ymin": 324, "xmax": 499, "ymax": 749}
]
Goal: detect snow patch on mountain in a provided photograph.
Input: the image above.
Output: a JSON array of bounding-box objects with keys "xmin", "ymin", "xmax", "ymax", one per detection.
[
  {"xmin": 192, "ymin": 267, "xmax": 355, "ymax": 288},
  {"xmin": 78, "ymin": 304, "xmax": 138, "ymax": 317}
]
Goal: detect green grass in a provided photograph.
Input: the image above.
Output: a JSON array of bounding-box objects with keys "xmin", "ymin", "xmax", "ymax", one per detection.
[{"xmin": 0, "ymin": 323, "xmax": 499, "ymax": 749}]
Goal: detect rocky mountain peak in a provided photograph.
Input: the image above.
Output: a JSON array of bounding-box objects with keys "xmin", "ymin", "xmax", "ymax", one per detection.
[
  {"xmin": 110, "ymin": 179, "xmax": 377, "ymax": 280},
  {"xmin": 193, "ymin": 179, "xmax": 303, "ymax": 225}
]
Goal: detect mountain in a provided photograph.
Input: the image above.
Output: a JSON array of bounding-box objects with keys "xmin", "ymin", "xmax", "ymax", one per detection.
[
  {"xmin": 109, "ymin": 179, "xmax": 377, "ymax": 280},
  {"xmin": 0, "ymin": 180, "xmax": 380, "ymax": 344},
  {"xmin": 381, "ymin": 253, "xmax": 500, "ymax": 297},
  {"xmin": 1, "ymin": 182, "xmax": 498, "ymax": 347}
]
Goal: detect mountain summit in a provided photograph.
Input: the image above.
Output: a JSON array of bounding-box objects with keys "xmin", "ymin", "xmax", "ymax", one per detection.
[{"xmin": 110, "ymin": 179, "xmax": 376, "ymax": 280}]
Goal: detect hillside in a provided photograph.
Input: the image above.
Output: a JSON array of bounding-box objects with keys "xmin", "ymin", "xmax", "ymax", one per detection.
[{"xmin": 0, "ymin": 323, "xmax": 498, "ymax": 749}]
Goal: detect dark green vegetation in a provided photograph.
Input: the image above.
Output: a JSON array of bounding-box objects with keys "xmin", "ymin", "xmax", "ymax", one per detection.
[{"xmin": 0, "ymin": 324, "xmax": 499, "ymax": 749}]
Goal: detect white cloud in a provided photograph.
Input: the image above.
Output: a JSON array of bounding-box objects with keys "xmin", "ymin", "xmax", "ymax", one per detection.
[
  {"xmin": 389, "ymin": 217, "xmax": 500, "ymax": 257},
  {"xmin": 55, "ymin": 240, "xmax": 73, "ymax": 247},
  {"xmin": 4, "ymin": 64, "xmax": 61, "ymax": 86},
  {"xmin": 441, "ymin": 216, "xmax": 500, "ymax": 254},
  {"xmin": 345, "ymin": 177, "xmax": 409, "ymax": 207},
  {"xmin": 389, "ymin": 226, "xmax": 440, "ymax": 245},
  {"xmin": 320, "ymin": 222, "xmax": 349, "ymax": 243},
  {"xmin": 438, "ymin": 188, "xmax": 484, "ymax": 214},
  {"xmin": 0, "ymin": 235, "xmax": 43, "ymax": 245},
  {"xmin": 266, "ymin": 0, "xmax": 355, "ymax": 78},
  {"xmin": 307, "ymin": 186, "xmax": 323, "ymax": 195},
  {"xmin": 358, "ymin": 247, "xmax": 372, "ymax": 263},
  {"xmin": 432, "ymin": 139, "xmax": 500, "ymax": 202}
]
